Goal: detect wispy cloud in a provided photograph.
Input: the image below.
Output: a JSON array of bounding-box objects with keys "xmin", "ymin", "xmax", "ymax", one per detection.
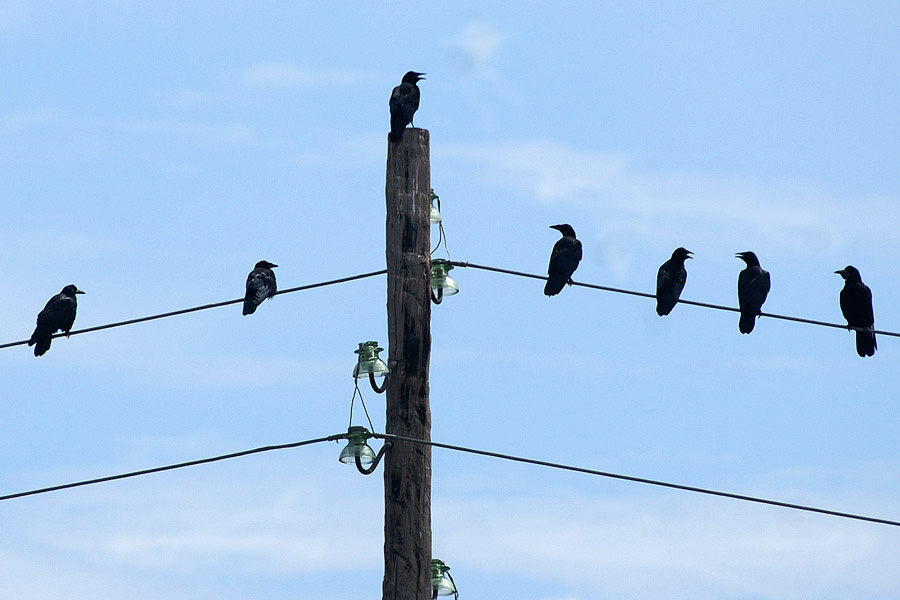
[
  {"xmin": 84, "ymin": 116, "xmax": 268, "ymax": 147},
  {"xmin": 45, "ymin": 338, "xmax": 349, "ymax": 390},
  {"xmin": 449, "ymin": 21, "xmax": 521, "ymax": 123},
  {"xmin": 452, "ymin": 21, "xmax": 509, "ymax": 78},
  {"xmin": 292, "ymin": 133, "xmax": 385, "ymax": 171},
  {"xmin": 435, "ymin": 490, "xmax": 900, "ymax": 599},
  {"xmin": 4, "ymin": 459, "xmax": 898, "ymax": 599},
  {"xmin": 241, "ymin": 63, "xmax": 370, "ymax": 90},
  {"xmin": 0, "ymin": 0, "xmax": 31, "ymax": 36},
  {"xmin": 155, "ymin": 88, "xmax": 238, "ymax": 108},
  {"xmin": 0, "ymin": 107, "xmax": 63, "ymax": 131},
  {"xmin": 1, "ymin": 105, "xmax": 266, "ymax": 147},
  {"xmin": 8, "ymin": 468, "xmax": 383, "ymax": 574},
  {"xmin": 438, "ymin": 140, "xmax": 900, "ymax": 253}
]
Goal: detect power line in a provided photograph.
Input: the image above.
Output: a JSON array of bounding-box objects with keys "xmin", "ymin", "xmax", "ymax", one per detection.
[
  {"xmin": 450, "ymin": 261, "xmax": 900, "ymax": 338},
  {"xmin": 0, "ymin": 269, "xmax": 387, "ymax": 351},
  {"xmin": 3, "ymin": 429, "xmax": 897, "ymax": 529},
  {"xmin": 4, "ymin": 261, "xmax": 894, "ymax": 352},
  {"xmin": 376, "ymin": 433, "xmax": 900, "ymax": 528},
  {"xmin": 0, "ymin": 434, "xmax": 344, "ymax": 502}
]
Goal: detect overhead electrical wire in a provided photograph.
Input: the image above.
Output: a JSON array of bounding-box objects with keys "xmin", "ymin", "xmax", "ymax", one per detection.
[
  {"xmin": 377, "ymin": 433, "xmax": 900, "ymax": 528},
  {"xmin": 449, "ymin": 261, "xmax": 900, "ymax": 338},
  {"xmin": 1, "ymin": 261, "xmax": 895, "ymax": 351},
  {"xmin": 0, "ymin": 434, "xmax": 343, "ymax": 502},
  {"xmin": 0, "ymin": 269, "xmax": 387, "ymax": 351},
  {"xmin": 2, "ymin": 430, "xmax": 897, "ymax": 529}
]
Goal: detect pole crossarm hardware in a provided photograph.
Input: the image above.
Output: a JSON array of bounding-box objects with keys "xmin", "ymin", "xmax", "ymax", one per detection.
[{"xmin": 355, "ymin": 442, "xmax": 393, "ymax": 475}]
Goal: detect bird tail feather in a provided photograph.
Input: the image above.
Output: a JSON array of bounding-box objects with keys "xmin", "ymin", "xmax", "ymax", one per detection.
[
  {"xmin": 544, "ymin": 274, "xmax": 566, "ymax": 296},
  {"xmin": 856, "ymin": 331, "xmax": 877, "ymax": 357},
  {"xmin": 32, "ymin": 336, "xmax": 51, "ymax": 356},
  {"xmin": 656, "ymin": 299, "xmax": 674, "ymax": 316},
  {"xmin": 739, "ymin": 313, "xmax": 756, "ymax": 334}
]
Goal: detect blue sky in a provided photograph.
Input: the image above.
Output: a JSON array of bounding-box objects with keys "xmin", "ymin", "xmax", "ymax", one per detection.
[{"xmin": 2, "ymin": 2, "xmax": 900, "ymax": 599}]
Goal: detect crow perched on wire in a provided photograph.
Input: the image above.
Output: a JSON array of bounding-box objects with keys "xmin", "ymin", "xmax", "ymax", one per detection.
[
  {"xmin": 544, "ymin": 224, "xmax": 582, "ymax": 296},
  {"xmin": 656, "ymin": 247, "xmax": 692, "ymax": 316},
  {"xmin": 835, "ymin": 265, "xmax": 876, "ymax": 357},
  {"xmin": 243, "ymin": 260, "xmax": 278, "ymax": 316},
  {"xmin": 736, "ymin": 251, "xmax": 771, "ymax": 334},
  {"xmin": 28, "ymin": 284, "xmax": 85, "ymax": 356},
  {"xmin": 389, "ymin": 71, "xmax": 425, "ymax": 143}
]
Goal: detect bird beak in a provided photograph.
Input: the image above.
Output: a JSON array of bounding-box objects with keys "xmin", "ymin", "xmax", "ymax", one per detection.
[
  {"xmin": 76, "ymin": 289, "xmax": 85, "ymax": 294},
  {"xmin": 734, "ymin": 252, "xmax": 743, "ymax": 259},
  {"xmin": 686, "ymin": 252, "xmax": 694, "ymax": 259},
  {"xmin": 834, "ymin": 269, "xmax": 844, "ymax": 276}
]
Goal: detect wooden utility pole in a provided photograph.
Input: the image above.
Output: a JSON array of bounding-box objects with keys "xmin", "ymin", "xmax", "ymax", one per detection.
[{"xmin": 383, "ymin": 128, "xmax": 432, "ymax": 600}]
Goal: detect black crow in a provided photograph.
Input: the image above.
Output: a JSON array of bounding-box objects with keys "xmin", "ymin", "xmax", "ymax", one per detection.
[
  {"xmin": 28, "ymin": 284, "xmax": 84, "ymax": 356},
  {"xmin": 544, "ymin": 224, "xmax": 583, "ymax": 296},
  {"xmin": 656, "ymin": 247, "xmax": 692, "ymax": 316},
  {"xmin": 736, "ymin": 251, "xmax": 771, "ymax": 334},
  {"xmin": 243, "ymin": 260, "xmax": 278, "ymax": 316},
  {"xmin": 389, "ymin": 71, "xmax": 425, "ymax": 143},
  {"xmin": 835, "ymin": 265, "xmax": 876, "ymax": 357}
]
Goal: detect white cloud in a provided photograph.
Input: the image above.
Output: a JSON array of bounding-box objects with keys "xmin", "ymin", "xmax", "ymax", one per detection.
[
  {"xmin": 0, "ymin": 107, "xmax": 62, "ymax": 131},
  {"xmin": 5, "ymin": 462, "xmax": 383, "ymax": 575},
  {"xmin": 4, "ymin": 454, "xmax": 898, "ymax": 599},
  {"xmin": 435, "ymin": 490, "xmax": 900, "ymax": 599},
  {"xmin": 155, "ymin": 88, "xmax": 237, "ymax": 108},
  {"xmin": 84, "ymin": 116, "xmax": 266, "ymax": 147},
  {"xmin": 1, "ymin": 108, "xmax": 268, "ymax": 148},
  {"xmin": 438, "ymin": 140, "xmax": 900, "ymax": 253},
  {"xmin": 167, "ymin": 352, "xmax": 348, "ymax": 389},
  {"xmin": 453, "ymin": 21, "xmax": 508, "ymax": 76},
  {"xmin": 242, "ymin": 63, "xmax": 369, "ymax": 90},
  {"xmin": 0, "ymin": 547, "xmax": 132, "ymax": 600},
  {"xmin": 0, "ymin": 0, "xmax": 30, "ymax": 35},
  {"xmin": 292, "ymin": 133, "xmax": 386, "ymax": 171},
  {"xmin": 450, "ymin": 21, "xmax": 521, "ymax": 117}
]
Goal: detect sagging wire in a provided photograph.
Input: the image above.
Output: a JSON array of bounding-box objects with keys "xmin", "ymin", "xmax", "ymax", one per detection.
[
  {"xmin": 0, "ymin": 269, "xmax": 388, "ymax": 351},
  {"xmin": 430, "ymin": 189, "xmax": 451, "ymax": 260},
  {"xmin": 430, "ymin": 190, "xmax": 457, "ymax": 305},
  {"xmin": 348, "ymin": 378, "xmax": 376, "ymax": 433}
]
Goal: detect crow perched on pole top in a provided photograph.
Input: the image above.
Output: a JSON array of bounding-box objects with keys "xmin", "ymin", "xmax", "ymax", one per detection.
[
  {"xmin": 389, "ymin": 71, "xmax": 425, "ymax": 143},
  {"xmin": 835, "ymin": 265, "xmax": 876, "ymax": 357},
  {"xmin": 544, "ymin": 224, "xmax": 582, "ymax": 296},
  {"xmin": 243, "ymin": 260, "xmax": 278, "ymax": 316},
  {"xmin": 656, "ymin": 247, "xmax": 692, "ymax": 316},
  {"xmin": 735, "ymin": 251, "xmax": 771, "ymax": 334},
  {"xmin": 28, "ymin": 284, "xmax": 85, "ymax": 356}
]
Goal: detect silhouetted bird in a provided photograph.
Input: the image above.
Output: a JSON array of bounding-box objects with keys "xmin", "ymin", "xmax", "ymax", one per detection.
[
  {"xmin": 735, "ymin": 251, "xmax": 771, "ymax": 334},
  {"xmin": 389, "ymin": 71, "xmax": 425, "ymax": 143},
  {"xmin": 544, "ymin": 224, "xmax": 583, "ymax": 296},
  {"xmin": 656, "ymin": 247, "xmax": 692, "ymax": 316},
  {"xmin": 28, "ymin": 284, "xmax": 84, "ymax": 356},
  {"xmin": 835, "ymin": 265, "xmax": 876, "ymax": 357},
  {"xmin": 243, "ymin": 260, "xmax": 278, "ymax": 316}
]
